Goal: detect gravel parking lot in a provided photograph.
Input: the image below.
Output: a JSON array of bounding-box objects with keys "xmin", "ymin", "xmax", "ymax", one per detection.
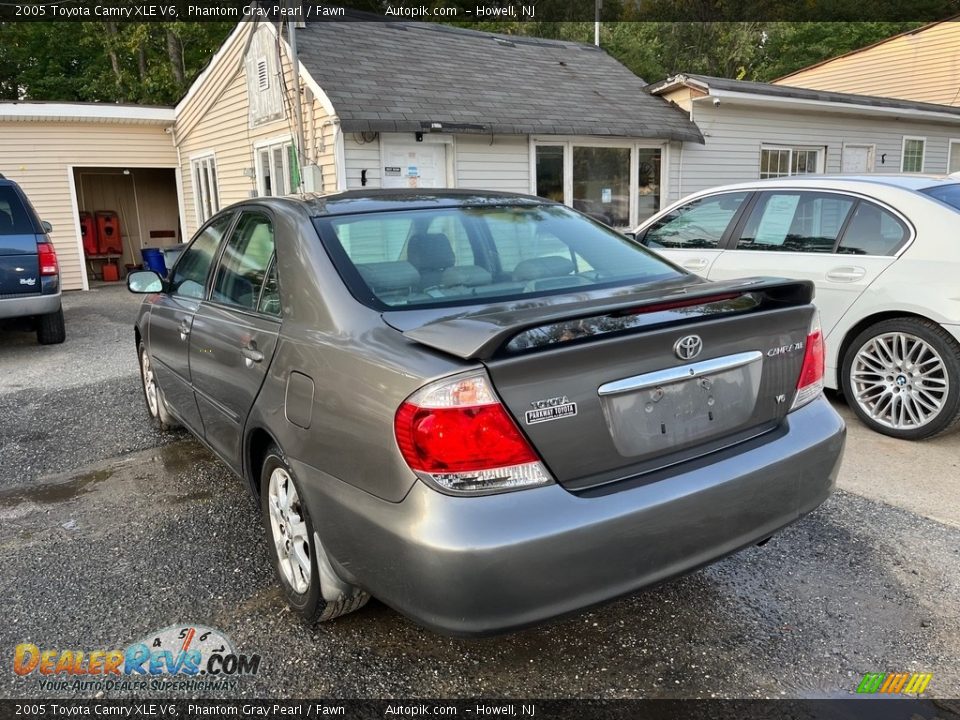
[{"xmin": 1, "ymin": 285, "xmax": 959, "ymax": 699}]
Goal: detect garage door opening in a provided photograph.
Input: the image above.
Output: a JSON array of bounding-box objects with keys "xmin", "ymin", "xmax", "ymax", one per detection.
[{"xmin": 72, "ymin": 167, "xmax": 180, "ymax": 285}]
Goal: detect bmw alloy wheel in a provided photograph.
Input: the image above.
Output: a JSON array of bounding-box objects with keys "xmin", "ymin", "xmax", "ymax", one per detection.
[
  {"xmin": 267, "ymin": 467, "xmax": 312, "ymax": 595},
  {"xmin": 850, "ymin": 331, "xmax": 948, "ymax": 431}
]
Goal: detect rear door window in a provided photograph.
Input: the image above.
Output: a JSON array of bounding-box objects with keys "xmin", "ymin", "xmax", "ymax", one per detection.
[
  {"xmin": 0, "ymin": 186, "xmax": 36, "ymax": 235},
  {"xmin": 170, "ymin": 214, "xmax": 233, "ymax": 299},
  {"xmin": 211, "ymin": 212, "xmax": 276, "ymax": 311},
  {"xmin": 643, "ymin": 192, "xmax": 748, "ymax": 249},
  {"xmin": 837, "ymin": 202, "xmax": 908, "ymax": 256},
  {"xmin": 735, "ymin": 192, "xmax": 855, "ymax": 253}
]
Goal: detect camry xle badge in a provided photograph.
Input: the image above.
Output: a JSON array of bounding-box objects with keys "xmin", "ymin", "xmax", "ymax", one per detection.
[
  {"xmin": 526, "ymin": 396, "xmax": 578, "ymax": 425},
  {"xmin": 674, "ymin": 334, "xmax": 702, "ymax": 361}
]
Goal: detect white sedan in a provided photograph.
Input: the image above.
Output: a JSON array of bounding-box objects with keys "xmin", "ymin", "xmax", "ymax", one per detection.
[{"xmin": 634, "ymin": 175, "xmax": 960, "ymax": 440}]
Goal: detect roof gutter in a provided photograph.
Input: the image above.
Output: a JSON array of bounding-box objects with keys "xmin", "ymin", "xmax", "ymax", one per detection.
[
  {"xmin": 0, "ymin": 103, "xmax": 174, "ymax": 123},
  {"xmin": 693, "ymin": 88, "xmax": 960, "ymax": 125}
]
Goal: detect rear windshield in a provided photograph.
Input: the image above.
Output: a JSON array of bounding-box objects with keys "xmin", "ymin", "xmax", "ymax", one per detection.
[
  {"xmin": 313, "ymin": 204, "xmax": 683, "ymax": 309},
  {"xmin": 919, "ymin": 183, "xmax": 960, "ymax": 212},
  {"xmin": 0, "ymin": 186, "xmax": 36, "ymax": 235}
]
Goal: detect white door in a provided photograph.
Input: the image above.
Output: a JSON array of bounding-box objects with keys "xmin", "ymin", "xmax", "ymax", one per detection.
[
  {"xmin": 381, "ymin": 139, "xmax": 447, "ymax": 189},
  {"xmin": 707, "ymin": 191, "xmax": 904, "ymax": 342},
  {"xmin": 842, "ymin": 145, "xmax": 875, "ymax": 173},
  {"xmin": 640, "ymin": 191, "xmax": 751, "ymax": 276}
]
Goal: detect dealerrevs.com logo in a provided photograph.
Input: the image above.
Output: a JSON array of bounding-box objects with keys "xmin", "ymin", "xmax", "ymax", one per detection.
[{"xmin": 13, "ymin": 624, "xmax": 261, "ymax": 693}]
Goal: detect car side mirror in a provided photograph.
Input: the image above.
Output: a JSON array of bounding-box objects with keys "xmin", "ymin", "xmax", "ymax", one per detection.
[
  {"xmin": 41, "ymin": 220, "xmax": 53, "ymax": 233},
  {"xmin": 127, "ymin": 270, "xmax": 164, "ymax": 294}
]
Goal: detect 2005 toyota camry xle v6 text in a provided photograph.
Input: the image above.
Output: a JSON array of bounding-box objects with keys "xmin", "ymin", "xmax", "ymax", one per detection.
[{"xmin": 127, "ymin": 190, "xmax": 845, "ymax": 635}]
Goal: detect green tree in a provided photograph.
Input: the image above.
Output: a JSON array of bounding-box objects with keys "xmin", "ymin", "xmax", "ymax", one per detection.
[{"xmin": 0, "ymin": 22, "xmax": 233, "ymax": 104}]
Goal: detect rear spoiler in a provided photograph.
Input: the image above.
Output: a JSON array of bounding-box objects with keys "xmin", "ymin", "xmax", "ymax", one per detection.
[{"xmin": 384, "ymin": 277, "xmax": 814, "ymax": 361}]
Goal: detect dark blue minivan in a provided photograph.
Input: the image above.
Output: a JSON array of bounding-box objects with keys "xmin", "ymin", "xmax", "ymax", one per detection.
[{"xmin": 0, "ymin": 174, "xmax": 64, "ymax": 344}]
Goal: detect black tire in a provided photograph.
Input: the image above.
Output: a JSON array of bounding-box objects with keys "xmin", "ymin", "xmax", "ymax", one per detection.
[
  {"xmin": 36, "ymin": 307, "xmax": 65, "ymax": 345},
  {"xmin": 841, "ymin": 317, "xmax": 960, "ymax": 440},
  {"xmin": 260, "ymin": 445, "xmax": 369, "ymax": 622},
  {"xmin": 137, "ymin": 341, "xmax": 180, "ymax": 430}
]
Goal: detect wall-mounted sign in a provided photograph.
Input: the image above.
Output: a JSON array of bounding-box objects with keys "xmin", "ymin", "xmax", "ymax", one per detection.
[
  {"xmin": 601, "ymin": 188, "xmax": 612, "ymax": 204},
  {"xmin": 407, "ymin": 166, "xmax": 420, "ymax": 178},
  {"xmin": 384, "ymin": 166, "xmax": 401, "ymax": 176}
]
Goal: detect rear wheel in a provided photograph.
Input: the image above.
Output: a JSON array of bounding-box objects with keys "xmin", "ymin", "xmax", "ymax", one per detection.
[
  {"xmin": 260, "ymin": 445, "xmax": 369, "ymax": 622},
  {"xmin": 841, "ymin": 318, "xmax": 960, "ymax": 440},
  {"xmin": 138, "ymin": 341, "xmax": 180, "ymax": 430},
  {"xmin": 36, "ymin": 307, "xmax": 65, "ymax": 345}
]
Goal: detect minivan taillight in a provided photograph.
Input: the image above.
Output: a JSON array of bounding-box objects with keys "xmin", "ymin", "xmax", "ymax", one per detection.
[
  {"xmin": 394, "ymin": 372, "xmax": 553, "ymax": 495},
  {"xmin": 791, "ymin": 313, "xmax": 825, "ymax": 411},
  {"xmin": 37, "ymin": 242, "xmax": 58, "ymax": 276}
]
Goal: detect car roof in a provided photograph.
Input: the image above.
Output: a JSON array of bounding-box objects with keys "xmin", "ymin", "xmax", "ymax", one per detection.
[
  {"xmin": 284, "ymin": 189, "xmax": 555, "ymax": 217},
  {"xmin": 703, "ymin": 174, "xmax": 959, "ymax": 195}
]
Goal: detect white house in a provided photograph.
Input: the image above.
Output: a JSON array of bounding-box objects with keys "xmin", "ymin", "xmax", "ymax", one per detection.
[
  {"xmin": 649, "ymin": 74, "xmax": 960, "ymax": 199},
  {"xmin": 174, "ymin": 19, "xmax": 703, "ymax": 240}
]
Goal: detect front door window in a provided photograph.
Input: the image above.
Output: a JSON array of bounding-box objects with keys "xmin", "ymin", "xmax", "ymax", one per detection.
[{"xmin": 535, "ymin": 145, "xmax": 564, "ymax": 203}]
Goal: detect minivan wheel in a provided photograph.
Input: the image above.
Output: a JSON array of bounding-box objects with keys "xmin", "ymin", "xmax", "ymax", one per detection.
[
  {"xmin": 138, "ymin": 341, "xmax": 180, "ymax": 430},
  {"xmin": 841, "ymin": 318, "xmax": 960, "ymax": 440},
  {"xmin": 36, "ymin": 307, "xmax": 65, "ymax": 345},
  {"xmin": 260, "ymin": 445, "xmax": 369, "ymax": 622}
]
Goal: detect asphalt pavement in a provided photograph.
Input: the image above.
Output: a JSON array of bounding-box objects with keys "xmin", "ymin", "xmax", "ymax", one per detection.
[{"xmin": 1, "ymin": 285, "xmax": 958, "ymax": 699}]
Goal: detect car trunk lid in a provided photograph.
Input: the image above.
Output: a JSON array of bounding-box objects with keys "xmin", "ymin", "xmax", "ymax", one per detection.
[{"xmin": 385, "ymin": 277, "xmax": 816, "ymax": 491}]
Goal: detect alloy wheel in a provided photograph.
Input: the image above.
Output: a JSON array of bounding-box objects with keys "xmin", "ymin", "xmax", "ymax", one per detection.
[
  {"xmin": 267, "ymin": 467, "xmax": 312, "ymax": 595},
  {"xmin": 141, "ymin": 349, "xmax": 159, "ymax": 418},
  {"xmin": 850, "ymin": 331, "xmax": 948, "ymax": 431}
]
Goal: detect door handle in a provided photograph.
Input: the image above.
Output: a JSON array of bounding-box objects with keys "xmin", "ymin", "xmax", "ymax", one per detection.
[
  {"xmin": 681, "ymin": 258, "xmax": 709, "ymax": 272},
  {"xmin": 178, "ymin": 320, "xmax": 191, "ymax": 341},
  {"xmin": 825, "ymin": 266, "xmax": 866, "ymax": 282},
  {"xmin": 241, "ymin": 346, "xmax": 264, "ymax": 367}
]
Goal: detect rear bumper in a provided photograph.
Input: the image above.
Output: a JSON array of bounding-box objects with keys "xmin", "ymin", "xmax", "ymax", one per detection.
[
  {"xmin": 0, "ymin": 291, "xmax": 60, "ymax": 319},
  {"xmin": 294, "ymin": 395, "xmax": 845, "ymax": 636}
]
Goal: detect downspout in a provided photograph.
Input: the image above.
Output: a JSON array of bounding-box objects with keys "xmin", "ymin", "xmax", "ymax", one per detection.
[{"xmin": 170, "ymin": 124, "xmax": 189, "ymax": 240}]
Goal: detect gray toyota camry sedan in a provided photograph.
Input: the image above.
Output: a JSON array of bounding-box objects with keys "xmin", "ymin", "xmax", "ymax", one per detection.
[{"xmin": 128, "ymin": 190, "xmax": 845, "ymax": 635}]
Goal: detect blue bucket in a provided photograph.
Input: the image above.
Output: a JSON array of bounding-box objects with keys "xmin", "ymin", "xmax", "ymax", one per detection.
[{"xmin": 141, "ymin": 248, "xmax": 167, "ymax": 276}]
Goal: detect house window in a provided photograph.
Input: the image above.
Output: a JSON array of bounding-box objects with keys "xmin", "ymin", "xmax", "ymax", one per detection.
[
  {"xmin": 948, "ymin": 140, "xmax": 960, "ymax": 174},
  {"xmin": 759, "ymin": 146, "xmax": 822, "ymax": 179},
  {"xmin": 901, "ymin": 137, "xmax": 925, "ymax": 173},
  {"xmin": 256, "ymin": 140, "xmax": 300, "ymax": 196},
  {"xmin": 533, "ymin": 141, "xmax": 666, "ymax": 228},
  {"xmin": 256, "ymin": 58, "xmax": 269, "ymax": 91},
  {"xmin": 191, "ymin": 154, "xmax": 220, "ymax": 224}
]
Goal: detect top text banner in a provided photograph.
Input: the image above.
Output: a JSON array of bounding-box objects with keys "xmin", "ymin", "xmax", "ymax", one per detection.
[{"xmin": 2, "ymin": 0, "xmax": 959, "ymax": 22}]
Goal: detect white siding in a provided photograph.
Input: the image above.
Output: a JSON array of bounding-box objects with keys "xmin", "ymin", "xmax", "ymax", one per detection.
[
  {"xmin": 455, "ymin": 134, "xmax": 529, "ymax": 192},
  {"xmin": 672, "ymin": 101, "xmax": 960, "ymax": 198},
  {"xmin": 343, "ymin": 133, "xmax": 532, "ymax": 193},
  {"xmin": 344, "ymin": 134, "xmax": 382, "ymax": 189}
]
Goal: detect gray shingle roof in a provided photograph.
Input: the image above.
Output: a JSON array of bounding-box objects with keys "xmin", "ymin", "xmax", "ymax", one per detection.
[
  {"xmin": 650, "ymin": 74, "xmax": 960, "ymax": 119},
  {"xmin": 296, "ymin": 21, "xmax": 703, "ymax": 143}
]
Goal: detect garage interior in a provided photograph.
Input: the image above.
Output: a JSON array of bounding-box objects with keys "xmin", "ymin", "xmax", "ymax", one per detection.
[{"xmin": 72, "ymin": 167, "xmax": 180, "ymax": 283}]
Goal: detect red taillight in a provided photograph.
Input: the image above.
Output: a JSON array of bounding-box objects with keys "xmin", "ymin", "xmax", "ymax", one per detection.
[
  {"xmin": 791, "ymin": 315, "xmax": 825, "ymax": 410},
  {"xmin": 394, "ymin": 373, "xmax": 552, "ymax": 494},
  {"xmin": 37, "ymin": 242, "xmax": 58, "ymax": 276},
  {"xmin": 396, "ymin": 403, "xmax": 537, "ymax": 473}
]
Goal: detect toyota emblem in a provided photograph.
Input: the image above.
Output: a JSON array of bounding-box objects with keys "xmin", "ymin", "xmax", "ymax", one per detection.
[{"xmin": 674, "ymin": 335, "xmax": 703, "ymax": 361}]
